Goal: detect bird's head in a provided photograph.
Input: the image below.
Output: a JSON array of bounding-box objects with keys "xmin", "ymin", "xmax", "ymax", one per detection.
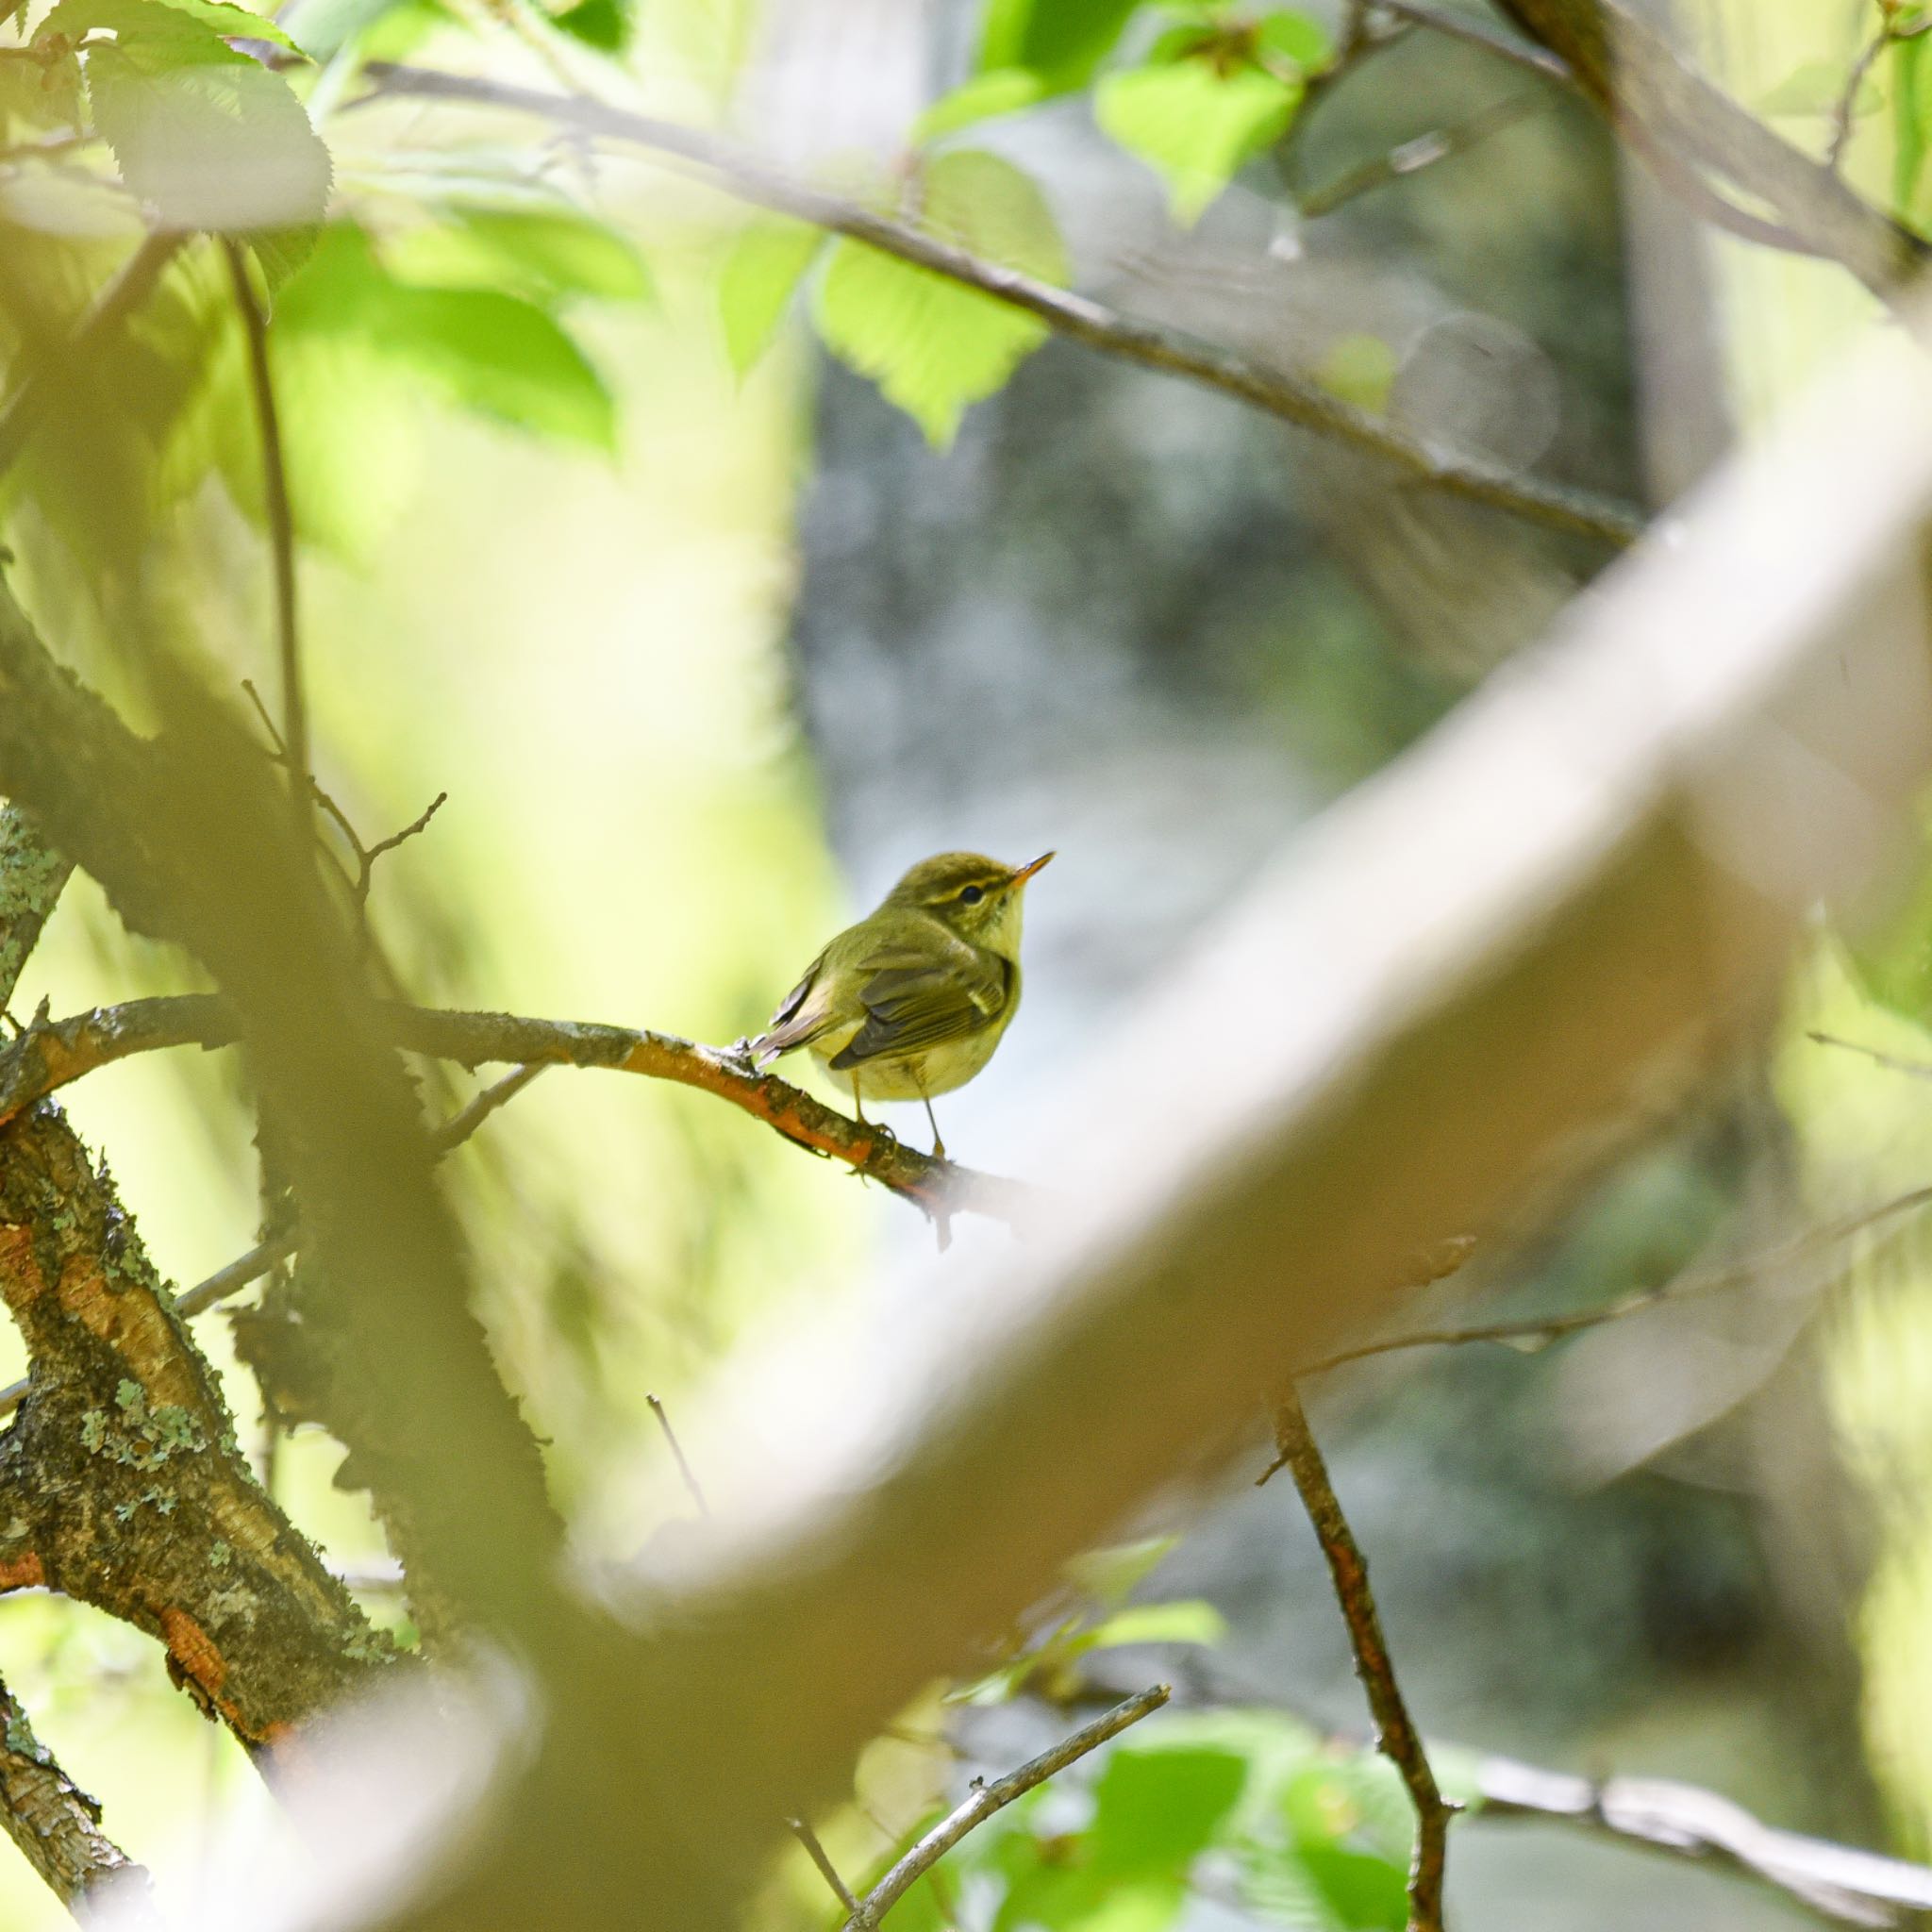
[{"xmin": 883, "ymin": 849, "xmax": 1055, "ymax": 953}]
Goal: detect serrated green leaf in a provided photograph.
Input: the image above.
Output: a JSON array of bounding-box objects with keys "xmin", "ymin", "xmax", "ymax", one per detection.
[
  {"xmin": 814, "ymin": 148, "xmax": 1065, "ymax": 446},
  {"xmin": 977, "ymin": 0, "xmax": 1140, "ymax": 90},
  {"xmin": 44, "ymin": 0, "xmax": 329, "ymax": 228},
  {"xmin": 717, "ymin": 215, "xmax": 820, "ymax": 375},
  {"xmin": 1084, "ymin": 1600, "xmax": 1227, "ymax": 1651},
  {"xmin": 41, "ymin": 0, "xmax": 302, "ymax": 51},
  {"xmin": 914, "ymin": 66, "xmax": 1047, "ymax": 142},
  {"xmin": 1064, "ymin": 1535, "xmax": 1179, "ymax": 1609},
  {"xmin": 1096, "ymin": 56, "xmax": 1301, "ymax": 223},
  {"xmin": 1089, "ymin": 1744, "xmax": 1247, "ymax": 1878},
  {"xmin": 382, "ymin": 207, "xmax": 652, "ymax": 303}
]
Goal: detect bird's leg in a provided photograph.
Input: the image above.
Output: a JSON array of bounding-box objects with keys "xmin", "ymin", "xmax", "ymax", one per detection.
[{"xmin": 916, "ymin": 1080, "xmax": 947, "ymax": 1162}]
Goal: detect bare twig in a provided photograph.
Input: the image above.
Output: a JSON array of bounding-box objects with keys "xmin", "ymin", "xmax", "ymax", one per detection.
[
  {"xmin": 843, "ymin": 1686, "xmax": 1171, "ymax": 1929},
  {"xmin": 1295, "ymin": 1183, "xmax": 1932, "ymax": 1377},
  {"xmin": 356, "ymin": 62, "xmax": 1642, "ymax": 548},
  {"xmin": 1476, "ymin": 1755, "xmax": 1932, "ymax": 1927},
  {"xmin": 1828, "ymin": 26, "xmax": 1889, "ymax": 175},
  {"xmin": 224, "ymin": 241, "xmax": 308, "ymax": 823},
  {"xmin": 646, "ymin": 1392, "xmax": 711, "ymax": 1519},
  {"xmin": 0, "ymin": 993, "xmax": 1038, "ymax": 1227},
  {"xmin": 1807, "ymin": 1028, "xmax": 1932, "ymax": 1081},
  {"xmin": 0, "ymin": 229, "xmax": 186, "ymax": 477},
  {"xmin": 238, "ymin": 678, "xmax": 447, "ymax": 908},
  {"xmin": 0, "ymin": 1062, "xmax": 544, "ymax": 1423},
  {"xmin": 1299, "ymin": 92, "xmax": 1541, "ymax": 217},
  {"xmin": 791, "ymin": 1818, "xmax": 862, "ymax": 1917},
  {"xmin": 1263, "ymin": 1391, "xmax": 1451, "ymax": 1932},
  {"xmin": 0, "ymin": 1673, "xmax": 160, "ymax": 1926}
]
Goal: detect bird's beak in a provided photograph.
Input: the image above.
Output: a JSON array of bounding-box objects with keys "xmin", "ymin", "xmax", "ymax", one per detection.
[{"xmin": 1010, "ymin": 850, "xmax": 1056, "ymax": 887}]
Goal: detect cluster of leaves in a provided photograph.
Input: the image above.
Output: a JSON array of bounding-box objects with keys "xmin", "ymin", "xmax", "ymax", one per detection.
[
  {"xmin": 864, "ymin": 1707, "xmax": 1472, "ymax": 1932},
  {"xmin": 719, "ymin": 0, "xmax": 1334, "ymax": 446}
]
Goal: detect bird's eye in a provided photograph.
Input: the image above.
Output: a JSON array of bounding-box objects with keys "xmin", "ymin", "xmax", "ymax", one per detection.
[{"xmin": 958, "ymin": 885, "xmax": 984, "ymax": 905}]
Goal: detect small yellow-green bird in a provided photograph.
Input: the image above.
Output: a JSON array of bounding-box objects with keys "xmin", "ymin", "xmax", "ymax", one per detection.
[{"xmin": 752, "ymin": 849, "xmax": 1055, "ymax": 1158}]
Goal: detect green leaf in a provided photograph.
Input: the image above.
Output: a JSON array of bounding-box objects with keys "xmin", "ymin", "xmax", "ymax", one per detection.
[
  {"xmin": 245, "ymin": 223, "xmax": 320, "ymax": 295},
  {"xmin": 717, "ymin": 215, "xmax": 821, "ymax": 375},
  {"xmin": 1756, "ymin": 57, "xmax": 1872, "ymax": 118},
  {"xmin": 1096, "ymin": 56, "xmax": 1301, "ymax": 223},
  {"xmin": 0, "ymin": 50, "xmax": 83, "ymax": 135},
  {"xmin": 977, "ymin": 0, "xmax": 1140, "ymax": 90},
  {"xmin": 382, "ymin": 208, "xmax": 652, "ymax": 303},
  {"xmin": 554, "ymin": 0, "xmax": 627, "ymax": 50},
  {"xmin": 278, "ymin": 0, "xmax": 406, "ymax": 58},
  {"xmin": 42, "ymin": 0, "xmax": 330, "ymax": 228},
  {"xmin": 277, "ymin": 225, "xmax": 616, "ymax": 449},
  {"xmin": 1894, "ymin": 31, "xmax": 1930, "ymax": 216},
  {"xmin": 1089, "ymin": 1743, "xmax": 1248, "ymax": 1878},
  {"xmin": 42, "ymin": 0, "xmax": 302, "ymax": 51},
  {"xmin": 1063, "ymin": 1534, "xmax": 1178, "ymax": 1608},
  {"xmin": 1295, "ymin": 1844, "xmax": 1406, "ymax": 1930},
  {"xmin": 1257, "ymin": 9, "xmax": 1331, "ymax": 68},
  {"xmin": 915, "ymin": 66, "xmax": 1048, "ymax": 142},
  {"xmin": 1084, "ymin": 1600, "xmax": 1227, "ymax": 1651},
  {"xmin": 1314, "ymin": 333, "xmax": 1396, "ymax": 410},
  {"xmin": 814, "ymin": 148, "xmax": 1066, "ymax": 446}
]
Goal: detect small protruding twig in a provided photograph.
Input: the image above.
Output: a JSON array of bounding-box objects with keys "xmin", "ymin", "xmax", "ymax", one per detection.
[
  {"xmin": 647, "ymin": 1392, "xmax": 710, "ymax": 1518},
  {"xmin": 1298, "ymin": 92, "xmax": 1539, "ymax": 217},
  {"xmin": 1262, "ymin": 1391, "xmax": 1452, "ymax": 1932},
  {"xmin": 790, "ymin": 1817, "xmax": 862, "ymax": 1916},
  {"xmin": 224, "ymin": 240, "xmax": 308, "ymax": 830},
  {"xmin": 842, "ymin": 1685, "xmax": 1171, "ymax": 1929},
  {"xmin": 1828, "ymin": 26, "xmax": 1890, "ymax": 175},
  {"xmin": 1808, "ymin": 1027, "xmax": 1932, "ymax": 1081}
]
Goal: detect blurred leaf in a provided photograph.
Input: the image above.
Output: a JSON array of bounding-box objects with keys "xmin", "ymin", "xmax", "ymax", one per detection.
[
  {"xmin": 1294, "ymin": 1844, "xmax": 1406, "ymax": 1929},
  {"xmin": 277, "ymin": 225, "xmax": 617, "ymax": 450},
  {"xmin": 1895, "ymin": 30, "xmax": 1932, "ymax": 217},
  {"xmin": 1756, "ymin": 58, "xmax": 1869, "ymax": 118},
  {"xmin": 1314, "ymin": 333, "xmax": 1395, "ymax": 410},
  {"xmin": 977, "ymin": 0, "xmax": 1141, "ymax": 90},
  {"xmin": 382, "ymin": 208, "xmax": 653, "ymax": 303},
  {"xmin": 246, "ymin": 222, "xmax": 320, "ymax": 294},
  {"xmin": 1089, "ymin": 1742, "xmax": 1247, "ymax": 1877},
  {"xmin": 553, "ymin": 0, "xmax": 627, "ymax": 51},
  {"xmin": 915, "ymin": 66, "xmax": 1048, "ymax": 142},
  {"xmin": 814, "ymin": 148, "xmax": 1066, "ymax": 446},
  {"xmin": 717, "ymin": 215, "xmax": 821, "ymax": 375},
  {"xmin": 0, "ymin": 50, "xmax": 83, "ymax": 134},
  {"xmin": 1282, "ymin": 1757, "xmax": 1409, "ymax": 1865},
  {"xmin": 1083, "ymin": 1600, "xmax": 1227, "ymax": 1650},
  {"xmin": 1064, "ymin": 1535, "xmax": 1179, "ymax": 1608},
  {"xmin": 42, "ymin": 0, "xmax": 330, "ymax": 228},
  {"xmin": 279, "ymin": 0, "xmax": 407, "ymax": 58},
  {"xmin": 42, "ymin": 0, "xmax": 304, "ymax": 51},
  {"xmin": 1841, "ymin": 846, "xmax": 1932, "ymax": 1023},
  {"xmin": 1095, "ymin": 55, "xmax": 1301, "ymax": 223},
  {"xmin": 1256, "ymin": 8, "xmax": 1331, "ymax": 67}
]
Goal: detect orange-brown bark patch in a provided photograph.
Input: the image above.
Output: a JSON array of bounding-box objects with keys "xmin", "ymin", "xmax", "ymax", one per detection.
[
  {"xmin": 0, "ymin": 1224, "xmax": 45, "ymax": 1309},
  {"xmin": 56, "ymin": 1257, "xmax": 203, "ymax": 1411},
  {"xmin": 159, "ymin": 1607, "xmax": 226, "ymax": 1698},
  {"xmin": 0, "ymin": 1552, "xmax": 43, "ymax": 1591}
]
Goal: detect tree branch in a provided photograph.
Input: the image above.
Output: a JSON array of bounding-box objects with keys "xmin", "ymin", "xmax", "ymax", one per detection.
[
  {"xmin": 0, "ymin": 1673, "xmax": 160, "ymax": 1927},
  {"xmin": 1475, "ymin": 1755, "xmax": 1932, "ymax": 1926},
  {"xmin": 842, "ymin": 1686, "xmax": 1171, "ymax": 1929},
  {"xmin": 0, "ymin": 993, "xmax": 1037, "ymax": 1227},
  {"xmin": 1262, "ymin": 1391, "xmax": 1452, "ymax": 1931},
  {"xmin": 0, "ymin": 804, "xmax": 72, "ymax": 1012},
  {"xmin": 223, "ymin": 243, "xmax": 308, "ymax": 825},
  {"xmin": 355, "ymin": 62, "xmax": 1644, "ymax": 548},
  {"xmin": 1293, "ymin": 1182, "xmax": 1932, "ymax": 1376}
]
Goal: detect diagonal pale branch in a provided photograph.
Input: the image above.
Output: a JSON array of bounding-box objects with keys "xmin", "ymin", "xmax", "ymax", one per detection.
[
  {"xmin": 0, "ymin": 993, "xmax": 1037, "ymax": 1225},
  {"xmin": 0, "ymin": 1673, "xmax": 160, "ymax": 1928},
  {"xmin": 356, "ymin": 62, "xmax": 1644, "ymax": 549},
  {"xmin": 1262, "ymin": 1392, "xmax": 1451, "ymax": 1931},
  {"xmin": 0, "ymin": 804, "xmax": 71, "ymax": 1011},
  {"xmin": 841, "ymin": 1687, "xmax": 1170, "ymax": 1929}
]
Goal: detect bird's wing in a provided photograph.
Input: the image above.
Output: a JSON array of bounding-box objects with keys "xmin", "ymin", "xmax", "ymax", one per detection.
[
  {"xmin": 750, "ymin": 949, "xmax": 831, "ymax": 1063},
  {"xmin": 828, "ymin": 938, "xmax": 1011, "ymax": 1069}
]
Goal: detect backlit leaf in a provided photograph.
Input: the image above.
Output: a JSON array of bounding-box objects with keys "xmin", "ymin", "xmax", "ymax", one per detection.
[
  {"xmin": 382, "ymin": 207, "xmax": 652, "ymax": 303},
  {"xmin": 914, "ymin": 66, "xmax": 1047, "ymax": 142},
  {"xmin": 814, "ymin": 149, "xmax": 1066, "ymax": 446},
  {"xmin": 1096, "ymin": 55, "xmax": 1301, "ymax": 223},
  {"xmin": 717, "ymin": 215, "xmax": 821, "ymax": 375},
  {"xmin": 977, "ymin": 0, "xmax": 1140, "ymax": 90}
]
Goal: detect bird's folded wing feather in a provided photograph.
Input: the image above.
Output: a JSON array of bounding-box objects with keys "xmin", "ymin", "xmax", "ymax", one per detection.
[
  {"xmin": 752, "ymin": 949, "xmax": 830, "ymax": 1062},
  {"xmin": 829, "ymin": 939, "xmax": 1009, "ymax": 1068}
]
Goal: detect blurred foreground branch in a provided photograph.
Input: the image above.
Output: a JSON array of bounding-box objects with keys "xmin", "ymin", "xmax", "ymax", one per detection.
[
  {"xmin": 0, "ymin": 993, "xmax": 1036, "ymax": 1227},
  {"xmin": 1263, "ymin": 1392, "xmax": 1451, "ymax": 1931},
  {"xmin": 357, "ymin": 62, "xmax": 1643, "ymax": 549}
]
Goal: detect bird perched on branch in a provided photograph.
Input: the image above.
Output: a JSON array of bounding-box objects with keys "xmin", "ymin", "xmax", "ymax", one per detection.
[{"xmin": 751, "ymin": 849, "xmax": 1055, "ymax": 1160}]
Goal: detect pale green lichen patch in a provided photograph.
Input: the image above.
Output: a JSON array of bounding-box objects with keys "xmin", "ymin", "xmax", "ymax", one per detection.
[
  {"xmin": 85, "ymin": 1380, "xmax": 208, "ymax": 1471},
  {"xmin": 2, "ymin": 1706, "xmax": 48, "ymax": 1765}
]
